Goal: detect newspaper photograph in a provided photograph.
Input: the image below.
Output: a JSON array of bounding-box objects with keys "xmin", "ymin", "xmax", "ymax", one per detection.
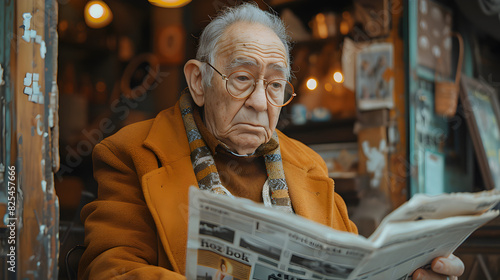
[{"xmin": 186, "ymin": 187, "xmax": 500, "ymax": 280}]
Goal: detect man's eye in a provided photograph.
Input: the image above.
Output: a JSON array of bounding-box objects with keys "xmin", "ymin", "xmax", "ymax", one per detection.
[
  {"xmin": 270, "ymin": 82, "xmax": 283, "ymax": 89},
  {"xmin": 236, "ymin": 75, "xmax": 250, "ymax": 82}
]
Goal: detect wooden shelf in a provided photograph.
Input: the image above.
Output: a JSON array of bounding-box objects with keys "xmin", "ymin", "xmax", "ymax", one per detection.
[{"xmin": 280, "ymin": 118, "xmax": 357, "ymax": 145}]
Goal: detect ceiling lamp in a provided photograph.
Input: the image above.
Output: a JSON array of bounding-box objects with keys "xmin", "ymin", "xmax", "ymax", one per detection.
[
  {"xmin": 148, "ymin": 0, "xmax": 191, "ymax": 8},
  {"xmin": 306, "ymin": 78, "xmax": 318, "ymax": 91},
  {"xmin": 333, "ymin": 72, "xmax": 344, "ymax": 83},
  {"xmin": 84, "ymin": 1, "xmax": 113, "ymax": 29}
]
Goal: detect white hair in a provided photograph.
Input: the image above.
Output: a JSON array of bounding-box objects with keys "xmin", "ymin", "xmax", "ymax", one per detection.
[{"xmin": 196, "ymin": 2, "xmax": 292, "ymax": 87}]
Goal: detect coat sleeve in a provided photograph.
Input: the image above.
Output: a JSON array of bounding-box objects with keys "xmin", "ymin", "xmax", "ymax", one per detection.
[{"xmin": 78, "ymin": 141, "xmax": 186, "ymax": 280}]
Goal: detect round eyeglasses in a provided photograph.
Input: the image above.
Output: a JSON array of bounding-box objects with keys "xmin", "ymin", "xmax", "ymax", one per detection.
[{"xmin": 205, "ymin": 62, "xmax": 296, "ymax": 107}]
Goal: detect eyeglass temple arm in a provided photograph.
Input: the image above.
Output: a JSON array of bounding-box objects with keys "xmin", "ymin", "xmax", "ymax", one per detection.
[{"xmin": 206, "ymin": 62, "xmax": 227, "ymax": 79}]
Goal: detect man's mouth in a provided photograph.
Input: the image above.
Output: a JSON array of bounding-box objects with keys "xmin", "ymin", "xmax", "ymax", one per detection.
[{"xmin": 239, "ymin": 123, "xmax": 263, "ymax": 127}]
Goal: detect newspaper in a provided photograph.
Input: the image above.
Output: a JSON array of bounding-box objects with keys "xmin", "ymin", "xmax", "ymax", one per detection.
[{"xmin": 186, "ymin": 187, "xmax": 500, "ymax": 280}]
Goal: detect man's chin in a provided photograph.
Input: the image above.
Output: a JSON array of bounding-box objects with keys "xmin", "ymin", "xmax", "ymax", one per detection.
[{"xmin": 229, "ymin": 135, "xmax": 266, "ymax": 155}]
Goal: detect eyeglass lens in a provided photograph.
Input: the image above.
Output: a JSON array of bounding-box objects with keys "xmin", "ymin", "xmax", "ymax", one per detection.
[{"xmin": 226, "ymin": 71, "xmax": 294, "ymax": 106}]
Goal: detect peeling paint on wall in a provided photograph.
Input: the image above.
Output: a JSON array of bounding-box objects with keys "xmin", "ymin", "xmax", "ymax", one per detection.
[
  {"xmin": 48, "ymin": 82, "xmax": 57, "ymax": 128},
  {"xmin": 35, "ymin": 115, "xmax": 43, "ymax": 136},
  {"xmin": 1, "ymin": 1, "xmax": 60, "ymax": 278},
  {"xmin": 362, "ymin": 139, "xmax": 388, "ymax": 188},
  {"xmin": 0, "ymin": 64, "xmax": 5, "ymax": 86},
  {"xmin": 23, "ymin": 73, "xmax": 44, "ymax": 104},
  {"xmin": 21, "ymin": 12, "xmax": 47, "ymax": 59}
]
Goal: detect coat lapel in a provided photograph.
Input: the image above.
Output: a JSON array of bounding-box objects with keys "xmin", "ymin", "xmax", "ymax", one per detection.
[
  {"xmin": 141, "ymin": 103, "xmax": 195, "ymax": 274},
  {"xmin": 141, "ymin": 157, "xmax": 195, "ymax": 275},
  {"xmin": 143, "ymin": 101, "xmax": 190, "ymax": 165},
  {"xmin": 283, "ymin": 160, "xmax": 334, "ymax": 227}
]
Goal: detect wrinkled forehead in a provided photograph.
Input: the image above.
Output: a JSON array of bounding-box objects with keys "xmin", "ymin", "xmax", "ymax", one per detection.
[
  {"xmin": 226, "ymin": 57, "xmax": 287, "ymax": 75},
  {"xmin": 214, "ymin": 22, "xmax": 288, "ymax": 68}
]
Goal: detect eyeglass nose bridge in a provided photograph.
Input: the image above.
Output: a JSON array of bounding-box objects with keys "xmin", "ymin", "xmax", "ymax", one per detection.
[{"xmin": 253, "ymin": 78, "xmax": 270, "ymax": 91}]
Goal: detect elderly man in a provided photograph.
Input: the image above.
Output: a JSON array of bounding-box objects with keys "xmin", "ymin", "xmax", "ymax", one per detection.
[{"xmin": 78, "ymin": 3, "xmax": 464, "ymax": 280}]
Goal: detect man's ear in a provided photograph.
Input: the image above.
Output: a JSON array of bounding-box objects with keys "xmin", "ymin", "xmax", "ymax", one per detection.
[{"xmin": 184, "ymin": 59, "xmax": 205, "ymax": 107}]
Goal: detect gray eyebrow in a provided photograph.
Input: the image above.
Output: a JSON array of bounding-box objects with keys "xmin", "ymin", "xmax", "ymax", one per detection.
[
  {"xmin": 226, "ymin": 58, "xmax": 258, "ymax": 71},
  {"xmin": 268, "ymin": 63, "xmax": 287, "ymax": 75},
  {"xmin": 226, "ymin": 57, "xmax": 287, "ymax": 76}
]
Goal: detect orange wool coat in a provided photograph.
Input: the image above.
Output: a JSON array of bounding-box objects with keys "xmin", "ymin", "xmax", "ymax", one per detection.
[{"xmin": 78, "ymin": 102, "xmax": 358, "ymax": 279}]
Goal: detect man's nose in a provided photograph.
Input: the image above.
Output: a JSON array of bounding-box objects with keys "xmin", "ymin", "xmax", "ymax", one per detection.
[{"xmin": 244, "ymin": 80, "xmax": 268, "ymax": 111}]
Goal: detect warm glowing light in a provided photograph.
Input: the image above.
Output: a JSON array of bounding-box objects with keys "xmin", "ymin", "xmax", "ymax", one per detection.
[
  {"xmin": 324, "ymin": 83, "xmax": 333, "ymax": 92},
  {"xmin": 314, "ymin": 13, "xmax": 328, "ymax": 39},
  {"xmin": 333, "ymin": 72, "xmax": 344, "ymax": 83},
  {"xmin": 58, "ymin": 20, "xmax": 68, "ymax": 32},
  {"xmin": 340, "ymin": 12, "xmax": 353, "ymax": 35},
  {"xmin": 306, "ymin": 78, "xmax": 318, "ymax": 90},
  {"xmin": 96, "ymin": 81, "xmax": 107, "ymax": 92},
  {"xmin": 340, "ymin": 21, "xmax": 350, "ymax": 35},
  {"xmin": 84, "ymin": 1, "xmax": 113, "ymax": 29},
  {"xmin": 89, "ymin": 4, "xmax": 104, "ymax": 19},
  {"xmin": 149, "ymin": 0, "xmax": 191, "ymax": 8}
]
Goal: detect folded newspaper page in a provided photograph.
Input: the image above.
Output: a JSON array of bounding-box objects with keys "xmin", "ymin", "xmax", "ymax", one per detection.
[{"xmin": 186, "ymin": 187, "xmax": 500, "ymax": 280}]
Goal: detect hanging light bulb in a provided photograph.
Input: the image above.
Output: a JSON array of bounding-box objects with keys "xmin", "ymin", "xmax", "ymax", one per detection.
[
  {"xmin": 306, "ymin": 78, "xmax": 318, "ymax": 91},
  {"xmin": 148, "ymin": 0, "xmax": 191, "ymax": 8},
  {"xmin": 333, "ymin": 71, "xmax": 344, "ymax": 83},
  {"xmin": 84, "ymin": 1, "xmax": 113, "ymax": 29}
]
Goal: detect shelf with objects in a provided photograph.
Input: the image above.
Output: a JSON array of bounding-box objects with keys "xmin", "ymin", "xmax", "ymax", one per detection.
[{"xmin": 272, "ymin": 0, "xmax": 405, "ymax": 237}]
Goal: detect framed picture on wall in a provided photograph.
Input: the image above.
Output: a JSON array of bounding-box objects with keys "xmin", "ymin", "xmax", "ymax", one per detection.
[
  {"xmin": 355, "ymin": 42, "xmax": 394, "ymax": 111},
  {"xmin": 460, "ymin": 75, "xmax": 500, "ymax": 190}
]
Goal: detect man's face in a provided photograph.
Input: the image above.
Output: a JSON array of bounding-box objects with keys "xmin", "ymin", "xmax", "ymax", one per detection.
[{"xmin": 203, "ymin": 22, "xmax": 287, "ymax": 155}]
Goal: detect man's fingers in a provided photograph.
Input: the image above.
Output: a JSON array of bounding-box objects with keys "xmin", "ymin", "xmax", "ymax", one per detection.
[
  {"xmin": 413, "ymin": 268, "xmax": 450, "ymax": 280},
  {"xmin": 412, "ymin": 254, "xmax": 464, "ymax": 280},
  {"xmin": 431, "ymin": 254, "xmax": 464, "ymax": 276}
]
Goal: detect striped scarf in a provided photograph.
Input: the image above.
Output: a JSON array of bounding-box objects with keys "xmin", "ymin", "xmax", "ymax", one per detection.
[{"xmin": 179, "ymin": 91, "xmax": 293, "ymax": 213}]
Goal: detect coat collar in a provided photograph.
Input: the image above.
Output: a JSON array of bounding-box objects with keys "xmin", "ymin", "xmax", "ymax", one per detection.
[
  {"xmin": 141, "ymin": 103, "xmax": 335, "ymax": 275},
  {"xmin": 143, "ymin": 101, "xmax": 190, "ymax": 166}
]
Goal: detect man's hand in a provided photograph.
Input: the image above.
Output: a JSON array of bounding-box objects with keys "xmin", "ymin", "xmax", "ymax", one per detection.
[{"xmin": 412, "ymin": 254, "xmax": 464, "ymax": 280}]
